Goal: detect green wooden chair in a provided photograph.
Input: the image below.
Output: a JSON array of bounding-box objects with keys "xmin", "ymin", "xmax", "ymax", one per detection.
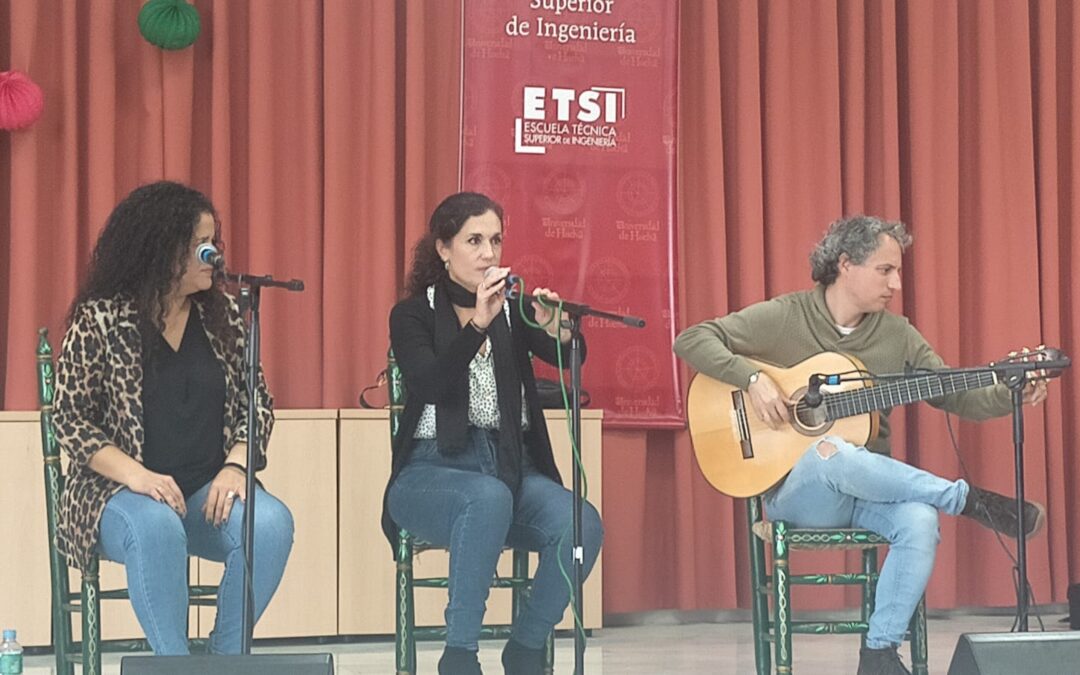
[
  {"xmin": 388, "ymin": 348, "xmax": 554, "ymax": 674},
  {"xmin": 37, "ymin": 328, "xmax": 218, "ymax": 675},
  {"xmin": 747, "ymin": 495, "xmax": 928, "ymax": 674}
]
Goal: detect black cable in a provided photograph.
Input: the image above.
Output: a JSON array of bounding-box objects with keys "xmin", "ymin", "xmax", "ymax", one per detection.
[
  {"xmin": 942, "ymin": 409, "xmax": 1046, "ymax": 632},
  {"xmin": 828, "ymin": 363, "xmax": 1047, "ymax": 632}
]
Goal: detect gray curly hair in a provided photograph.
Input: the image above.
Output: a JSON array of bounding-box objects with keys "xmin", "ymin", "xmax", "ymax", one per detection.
[{"xmin": 809, "ymin": 215, "xmax": 912, "ymax": 286}]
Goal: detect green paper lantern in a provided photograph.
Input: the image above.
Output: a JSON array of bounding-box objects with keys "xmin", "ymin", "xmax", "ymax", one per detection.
[{"xmin": 138, "ymin": 0, "xmax": 201, "ymax": 51}]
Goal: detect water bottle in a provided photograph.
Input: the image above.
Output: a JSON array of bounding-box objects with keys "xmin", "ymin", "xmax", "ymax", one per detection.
[{"xmin": 0, "ymin": 629, "xmax": 21, "ymax": 675}]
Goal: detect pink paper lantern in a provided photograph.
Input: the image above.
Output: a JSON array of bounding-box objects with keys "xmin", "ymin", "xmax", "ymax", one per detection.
[{"xmin": 0, "ymin": 70, "xmax": 45, "ymax": 131}]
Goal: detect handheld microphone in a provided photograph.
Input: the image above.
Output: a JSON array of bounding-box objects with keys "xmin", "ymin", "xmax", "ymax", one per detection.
[
  {"xmin": 196, "ymin": 243, "xmax": 225, "ymax": 270},
  {"xmin": 505, "ymin": 273, "xmax": 522, "ymax": 299},
  {"xmin": 804, "ymin": 373, "xmax": 841, "ymax": 408},
  {"xmin": 483, "ymin": 267, "xmax": 521, "ymax": 299}
]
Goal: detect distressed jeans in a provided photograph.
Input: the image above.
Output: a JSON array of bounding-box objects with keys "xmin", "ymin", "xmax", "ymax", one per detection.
[
  {"xmin": 98, "ymin": 481, "xmax": 294, "ymax": 654},
  {"xmin": 388, "ymin": 427, "xmax": 603, "ymax": 650},
  {"xmin": 762, "ymin": 435, "xmax": 968, "ymax": 649}
]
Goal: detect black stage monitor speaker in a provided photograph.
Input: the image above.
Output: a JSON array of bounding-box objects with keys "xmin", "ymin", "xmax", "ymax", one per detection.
[
  {"xmin": 120, "ymin": 653, "xmax": 334, "ymax": 674},
  {"xmin": 947, "ymin": 632, "xmax": 1080, "ymax": 674}
]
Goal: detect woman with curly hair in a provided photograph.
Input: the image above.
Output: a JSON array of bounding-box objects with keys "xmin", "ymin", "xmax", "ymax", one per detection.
[
  {"xmin": 52, "ymin": 180, "xmax": 294, "ymax": 655},
  {"xmin": 384, "ymin": 192, "xmax": 603, "ymax": 675}
]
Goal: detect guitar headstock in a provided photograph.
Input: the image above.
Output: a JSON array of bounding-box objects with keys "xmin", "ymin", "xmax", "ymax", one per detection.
[{"xmin": 991, "ymin": 345, "xmax": 1070, "ymax": 380}]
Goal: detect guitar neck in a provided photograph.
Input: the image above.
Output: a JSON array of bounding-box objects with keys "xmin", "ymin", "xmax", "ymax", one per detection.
[{"xmin": 823, "ymin": 369, "xmax": 999, "ymax": 420}]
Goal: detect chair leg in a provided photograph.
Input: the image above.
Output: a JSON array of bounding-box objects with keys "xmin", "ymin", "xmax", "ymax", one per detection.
[
  {"xmin": 543, "ymin": 629, "xmax": 555, "ymax": 675},
  {"xmin": 511, "ymin": 548, "xmax": 529, "ymax": 622},
  {"xmin": 396, "ymin": 533, "xmax": 417, "ymax": 675},
  {"xmin": 909, "ymin": 595, "xmax": 928, "ymax": 675},
  {"xmin": 747, "ymin": 501, "xmax": 772, "ymax": 675},
  {"xmin": 54, "ymin": 616, "xmax": 74, "ymax": 675},
  {"xmin": 52, "ymin": 575, "xmax": 74, "ymax": 675},
  {"xmin": 82, "ymin": 560, "xmax": 102, "ymax": 675},
  {"xmin": 860, "ymin": 548, "xmax": 879, "ymax": 650},
  {"xmin": 772, "ymin": 521, "xmax": 792, "ymax": 674}
]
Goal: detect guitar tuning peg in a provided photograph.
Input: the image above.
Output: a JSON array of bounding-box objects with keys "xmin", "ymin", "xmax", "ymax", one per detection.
[{"xmin": 1008, "ymin": 350, "xmax": 1018, "ymax": 358}]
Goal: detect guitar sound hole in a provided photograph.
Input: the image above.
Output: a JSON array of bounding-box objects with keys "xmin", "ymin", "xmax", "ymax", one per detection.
[{"xmin": 791, "ymin": 390, "xmax": 830, "ymax": 434}]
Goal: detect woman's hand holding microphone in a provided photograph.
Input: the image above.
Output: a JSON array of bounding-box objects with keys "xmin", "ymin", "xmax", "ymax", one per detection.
[{"xmin": 472, "ymin": 266, "xmax": 510, "ymax": 331}]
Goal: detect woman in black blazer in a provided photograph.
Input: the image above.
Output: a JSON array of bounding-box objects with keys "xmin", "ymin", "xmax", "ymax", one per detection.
[{"xmin": 383, "ymin": 192, "xmax": 603, "ymax": 675}]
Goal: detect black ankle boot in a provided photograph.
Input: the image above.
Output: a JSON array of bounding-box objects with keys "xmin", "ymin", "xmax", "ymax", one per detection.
[
  {"xmin": 962, "ymin": 485, "xmax": 1046, "ymax": 538},
  {"xmin": 501, "ymin": 638, "xmax": 546, "ymax": 675},
  {"xmin": 439, "ymin": 646, "xmax": 482, "ymax": 675},
  {"xmin": 857, "ymin": 645, "xmax": 911, "ymax": 675}
]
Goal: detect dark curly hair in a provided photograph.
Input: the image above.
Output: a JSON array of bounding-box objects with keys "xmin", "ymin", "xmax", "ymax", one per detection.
[
  {"xmin": 69, "ymin": 181, "xmax": 236, "ymax": 350},
  {"xmin": 405, "ymin": 192, "xmax": 504, "ymax": 297}
]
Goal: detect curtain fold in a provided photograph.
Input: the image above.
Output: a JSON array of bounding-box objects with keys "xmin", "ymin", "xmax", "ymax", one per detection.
[{"xmin": 1, "ymin": 0, "xmax": 1077, "ymax": 616}]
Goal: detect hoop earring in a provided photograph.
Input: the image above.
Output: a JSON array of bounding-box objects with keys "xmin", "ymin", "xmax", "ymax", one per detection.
[{"xmin": 443, "ymin": 259, "xmax": 450, "ymax": 270}]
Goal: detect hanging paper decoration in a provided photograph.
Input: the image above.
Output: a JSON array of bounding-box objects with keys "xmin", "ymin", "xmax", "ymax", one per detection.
[
  {"xmin": 138, "ymin": 0, "xmax": 201, "ymax": 50},
  {"xmin": 0, "ymin": 70, "xmax": 45, "ymax": 131}
]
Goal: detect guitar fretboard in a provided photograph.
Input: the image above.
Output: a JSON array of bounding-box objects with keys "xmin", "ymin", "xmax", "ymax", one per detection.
[{"xmin": 823, "ymin": 370, "xmax": 999, "ymax": 420}]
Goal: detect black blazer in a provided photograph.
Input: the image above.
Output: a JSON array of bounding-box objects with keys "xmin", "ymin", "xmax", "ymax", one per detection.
[{"xmin": 381, "ymin": 292, "xmax": 585, "ymax": 551}]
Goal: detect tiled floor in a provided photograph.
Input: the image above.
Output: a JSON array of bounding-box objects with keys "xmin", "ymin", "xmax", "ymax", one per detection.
[{"xmin": 18, "ymin": 612, "xmax": 1076, "ymax": 673}]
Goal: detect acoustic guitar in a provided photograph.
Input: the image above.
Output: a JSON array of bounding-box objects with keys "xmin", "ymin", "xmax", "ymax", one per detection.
[{"xmin": 687, "ymin": 347, "xmax": 1066, "ymax": 498}]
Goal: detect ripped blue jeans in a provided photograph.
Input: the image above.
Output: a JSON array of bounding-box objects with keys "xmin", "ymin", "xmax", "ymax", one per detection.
[{"xmin": 762, "ymin": 436, "xmax": 968, "ymax": 649}]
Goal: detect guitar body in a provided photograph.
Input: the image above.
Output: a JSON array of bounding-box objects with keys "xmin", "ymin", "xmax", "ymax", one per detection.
[{"xmin": 687, "ymin": 352, "xmax": 880, "ymax": 498}]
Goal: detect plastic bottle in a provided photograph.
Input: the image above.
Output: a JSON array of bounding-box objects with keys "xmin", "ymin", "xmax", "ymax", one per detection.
[{"xmin": 0, "ymin": 629, "xmax": 22, "ymax": 675}]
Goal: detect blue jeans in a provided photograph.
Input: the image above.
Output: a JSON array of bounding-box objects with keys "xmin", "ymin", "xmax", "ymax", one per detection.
[
  {"xmin": 98, "ymin": 481, "xmax": 294, "ymax": 655},
  {"xmin": 388, "ymin": 428, "xmax": 604, "ymax": 651},
  {"xmin": 763, "ymin": 435, "xmax": 969, "ymax": 650}
]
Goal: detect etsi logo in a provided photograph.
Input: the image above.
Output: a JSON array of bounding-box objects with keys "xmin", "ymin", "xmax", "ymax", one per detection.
[
  {"xmin": 515, "ymin": 86, "xmax": 626, "ymax": 154},
  {"xmin": 523, "ymin": 86, "xmax": 626, "ymax": 123}
]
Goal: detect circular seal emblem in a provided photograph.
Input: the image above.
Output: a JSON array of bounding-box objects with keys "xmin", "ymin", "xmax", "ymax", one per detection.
[
  {"xmin": 615, "ymin": 345, "xmax": 660, "ymax": 391},
  {"xmin": 509, "ymin": 254, "xmax": 555, "ymax": 292},
  {"xmin": 585, "ymin": 257, "xmax": 632, "ymax": 305},
  {"xmin": 616, "ymin": 170, "xmax": 660, "ymax": 217},
  {"xmin": 536, "ymin": 169, "xmax": 587, "ymax": 216},
  {"xmin": 463, "ymin": 164, "xmax": 512, "ymax": 203}
]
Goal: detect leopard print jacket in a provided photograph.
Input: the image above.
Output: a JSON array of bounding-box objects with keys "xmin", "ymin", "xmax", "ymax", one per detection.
[{"xmin": 51, "ymin": 293, "xmax": 274, "ymax": 572}]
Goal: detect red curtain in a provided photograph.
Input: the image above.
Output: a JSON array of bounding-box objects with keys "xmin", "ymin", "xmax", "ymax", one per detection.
[{"xmin": 2, "ymin": 0, "xmax": 1077, "ymax": 616}]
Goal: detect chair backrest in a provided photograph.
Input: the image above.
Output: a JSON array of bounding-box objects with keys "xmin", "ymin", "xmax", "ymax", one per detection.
[
  {"xmin": 387, "ymin": 347, "xmax": 406, "ymax": 440},
  {"xmin": 748, "ymin": 495, "xmax": 765, "ymax": 525},
  {"xmin": 37, "ymin": 328, "xmax": 74, "ymax": 590},
  {"xmin": 37, "ymin": 328, "xmax": 65, "ymax": 533},
  {"xmin": 387, "ymin": 347, "xmax": 414, "ymax": 564}
]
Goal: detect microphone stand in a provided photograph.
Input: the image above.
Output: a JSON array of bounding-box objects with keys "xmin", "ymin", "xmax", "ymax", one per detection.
[
  {"xmin": 224, "ymin": 271, "xmax": 304, "ymax": 654},
  {"xmin": 514, "ymin": 289, "xmax": 644, "ymax": 675},
  {"xmin": 815, "ymin": 354, "xmax": 1070, "ymax": 632}
]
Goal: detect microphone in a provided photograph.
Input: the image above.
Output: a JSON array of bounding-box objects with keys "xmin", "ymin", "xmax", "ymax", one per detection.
[
  {"xmin": 492, "ymin": 268, "xmax": 646, "ymax": 328},
  {"xmin": 482, "ymin": 267, "xmax": 521, "ymax": 299},
  {"xmin": 196, "ymin": 243, "xmax": 225, "ymax": 270},
  {"xmin": 504, "ymin": 273, "xmax": 522, "ymax": 299},
  {"xmin": 804, "ymin": 373, "xmax": 841, "ymax": 408}
]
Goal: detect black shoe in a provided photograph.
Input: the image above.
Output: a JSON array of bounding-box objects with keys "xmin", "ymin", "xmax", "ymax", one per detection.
[
  {"xmin": 439, "ymin": 646, "xmax": 483, "ymax": 675},
  {"xmin": 857, "ymin": 646, "xmax": 911, "ymax": 675},
  {"xmin": 962, "ymin": 485, "xmax": 1046, "ymax": 539},
  {"xmin": 501, "ymin": 638, "xmax": 546, "ymax": 675}
]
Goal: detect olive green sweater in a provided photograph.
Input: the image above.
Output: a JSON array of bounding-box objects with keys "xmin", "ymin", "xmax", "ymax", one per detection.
[{"xmin": 673, "ymin": 286, "xmax": 1012, "ymax": 455}]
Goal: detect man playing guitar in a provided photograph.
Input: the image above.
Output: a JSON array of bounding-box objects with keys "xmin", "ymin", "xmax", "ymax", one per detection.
[{"xmin": 673, "ymin": 215, "xmax": 1049, "ymax": 675}]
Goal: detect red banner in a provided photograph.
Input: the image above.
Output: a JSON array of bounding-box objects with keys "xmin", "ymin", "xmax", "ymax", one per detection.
[{"xmin": 460, "ymin": 0, "xmax": 681, "ymax": 428}]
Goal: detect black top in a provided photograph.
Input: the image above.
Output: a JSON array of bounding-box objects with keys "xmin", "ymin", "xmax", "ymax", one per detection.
[
  {"xmin": 381, "ymin": 291, "xmax": 585, "ymax": 552},
  {"xmin": 142, "ymin": 305, "xmax": 227, "ymax": 497}
]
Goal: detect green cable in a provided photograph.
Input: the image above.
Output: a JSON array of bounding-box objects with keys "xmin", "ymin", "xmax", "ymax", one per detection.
[{"xmin": 515, "ymin": 278, "xmax": 590, "ymax": 642}]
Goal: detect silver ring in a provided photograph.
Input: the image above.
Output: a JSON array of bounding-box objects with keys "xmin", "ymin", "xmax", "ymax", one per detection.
[{"xmin": 226, "ymin": 490, "xmax": 236, "ymax": 500}]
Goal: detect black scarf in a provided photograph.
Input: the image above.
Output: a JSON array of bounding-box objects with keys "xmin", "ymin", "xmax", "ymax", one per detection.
[{"xmin": 433, "ymin": 278, "xmax": 525, "ymax": 495}]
